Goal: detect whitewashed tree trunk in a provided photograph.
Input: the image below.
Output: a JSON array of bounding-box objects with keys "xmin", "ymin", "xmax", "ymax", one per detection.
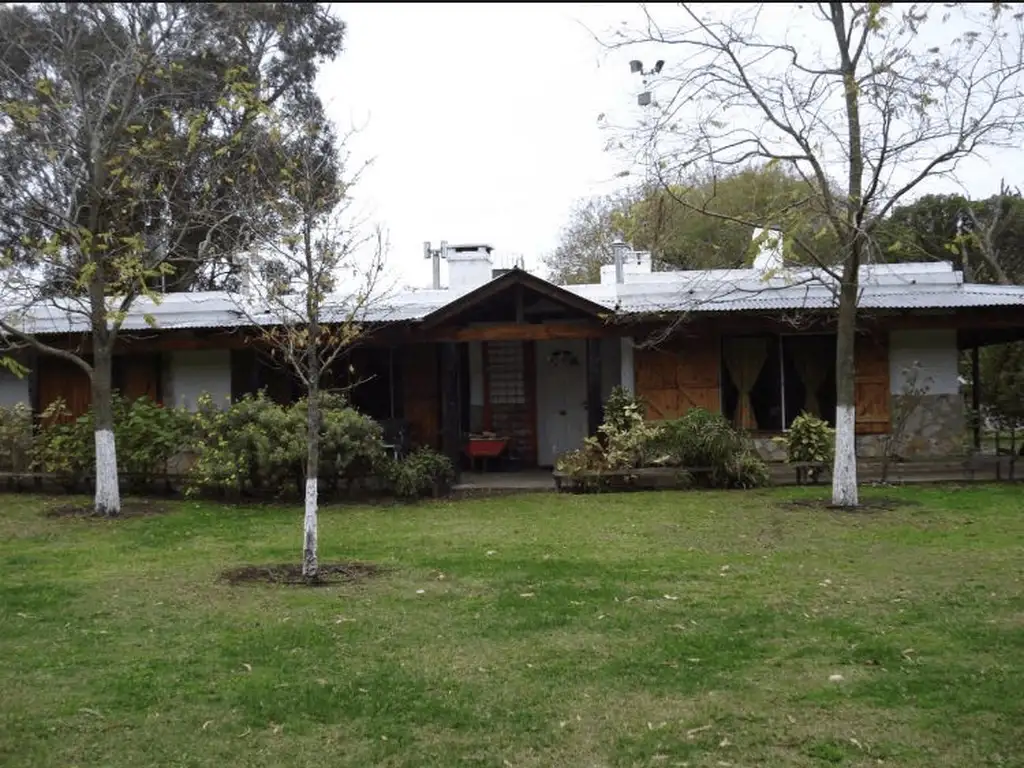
[
  {"xmin": 91, "ymin": 348, "xmax": 121, "ymax": 516},
  {"xmin": 832, "ymin": 403, "xmax": 858, "ymax": 506},
  {"xmin": 831, "ymin": 280, "xmax": 859, "ymax": 507},
  {"xmin": 302, "ymin": 365, "xmax": 320, "ymax": 580}
]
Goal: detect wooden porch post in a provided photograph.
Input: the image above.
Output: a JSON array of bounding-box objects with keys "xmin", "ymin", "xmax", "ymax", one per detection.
[
  {"xmin": 586, "ymin": 338, "xmax": 602, "ymax": 436},
  {"xmin": 971, "ymin": 344, "xmax": 981, "ymax": 452},
  {"xmin": 440, "ymin": 341, "xmax": 462, "ymax": 478}
]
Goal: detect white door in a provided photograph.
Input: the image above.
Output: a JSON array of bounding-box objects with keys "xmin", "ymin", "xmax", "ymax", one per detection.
[{"xmin": 535, "ymin": 339, "xmax": 589, "ymax": 466}]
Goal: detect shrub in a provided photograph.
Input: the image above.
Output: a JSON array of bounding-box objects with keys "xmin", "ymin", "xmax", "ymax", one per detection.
[
  {"xmin": 186, "ymin": 391, "xmax": 387, "ymax": 498},
  {"xmin": 32, "ymin": 400, "xmax": 95, "ymax": 489},
  {"xmin": 113, "ymin": 396, "xmax": 192, "ymax": 491},
  {"xmin": 320, "ymin": 400, "xmax": 386, "ymax": 491},
  {"xmin": 554, "ymin": 388, "xmax": 664, "ymax": 492},
  {"xmin": 725, "ymin": 450, "xmax": 772, "ymax": 489},
  {"xmin": 383, "ymin": 448, "xmax": 456, "ymax": 499},
  {"xmin": 187, "ymin": 392, "xmax": 298, "ymax": 497},
  {"xmin": 650, "ymin": 407, "xmax": 769, "ymax": 489},
  {"xmin": 0, "ymin": 403, "xmax": 34, "ymax": 474},
  {"xmin": 33, "ymin": 395, "xmax": 192, "ymax": 491},
  {"xmin": 778, "ymin": 412, "xmax": 835, "ymax": 466}
]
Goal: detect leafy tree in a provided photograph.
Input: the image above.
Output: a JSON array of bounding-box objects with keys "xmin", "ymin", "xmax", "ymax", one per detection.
[
  {"xmin": 620, "ymin": 165, "xmax": 842, "ymax": 269},
  {"xmin": 545, "ymin": 165, "xmax": 840, "ymax": 285},
  {"xmin": 543, "ymin": 193, "xmax": 632, "ymax": 285},
  {"xmin": 0, "ymin": 3, "xmax": 342, "ymax": 516},
  {"xmin": 608, "ymin": 3, "xmax": 1024, "ymax": 507},
  {"xmin": 875, "ymin": 187, "xmax": 1024, "ymax": 284}
]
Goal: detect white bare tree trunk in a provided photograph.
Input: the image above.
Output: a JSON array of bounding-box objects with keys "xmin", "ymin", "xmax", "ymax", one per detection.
[
  {"xmin": 94, "ymin": 428, "xmax": 121, "ymax": 515},
  {"xmin": 831, "ymin": 277, "xmax": 859, "ymax": 507},
  {"xmin": 303, "ymin": 475, "xmax": 318, "ymax": 577},
  {"xmin": 91, "ymin": 347, "xmax": 121, "ymax": 516},
  {"xmin": 302, "ymin": 370, "xmax": 320, "ymax": 580},
  {"xmin": 832, "ymin": 403, "xmax": 858, "ymax": 506}
]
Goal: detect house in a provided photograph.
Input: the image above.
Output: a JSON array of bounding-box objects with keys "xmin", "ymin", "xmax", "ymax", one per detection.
[{"xmin": 2, "ymin": 238, "xmax": 1023, "ymax": 470}]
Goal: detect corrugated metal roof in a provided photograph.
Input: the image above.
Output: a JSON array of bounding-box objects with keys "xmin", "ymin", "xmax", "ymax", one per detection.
[{"xmin": 2, "ymin": 262, "xmax": 1022, "ymax": 336}]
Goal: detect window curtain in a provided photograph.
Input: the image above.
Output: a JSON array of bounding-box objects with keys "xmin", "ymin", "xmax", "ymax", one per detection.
[
  {"xmin": 723, "ymin": 337, "xmax": 770, "ymax": 430},
  {"xmin": 789, "ymin": 337, "xmax": 829, "ymax": 418}
]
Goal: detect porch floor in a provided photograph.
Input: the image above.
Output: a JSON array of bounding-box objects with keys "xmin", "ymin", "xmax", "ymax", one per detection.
[
  {"xmin": 450, "ymin": 455, "xmax": 1018, "ymax": 494},
  {"xmin": 453, "ymin": 470, "xmax": 556, "ymax": 493}
]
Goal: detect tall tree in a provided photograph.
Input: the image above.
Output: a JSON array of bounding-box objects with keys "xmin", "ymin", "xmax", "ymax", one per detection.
[
  {"xmin": 0, "ymin": 3, "xmax": 342, "ymax": 516},
  {"xmin": 620, "ymin": 165, "xmax": 842, "ymax": 268},
  {"xmin": 875, "ymin": 187, "xmax": 1024, "ymax": 284},
  {"xmin": 609, "ymin": 3, "xmax": 1024, "ymax": 506},
  {"xmin": 545, "ymin": 166, "xmax": 839, "ymax": 285},
  {"xmin": 236, "ymin": 108, "xmax": 385, "ymax": 581},
  {"xmin": 544, "ymin": 193, "xmax": 632, "ymax": 285}
]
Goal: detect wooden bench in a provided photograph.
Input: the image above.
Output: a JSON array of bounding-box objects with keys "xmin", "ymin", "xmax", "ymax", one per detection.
[{"xmin": 790, "ymin": 461, "xmax": 830, "ymax": 486}]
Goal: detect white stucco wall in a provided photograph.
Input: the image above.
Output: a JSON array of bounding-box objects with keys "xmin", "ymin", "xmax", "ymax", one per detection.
[
  {"xmin": 0, "ymin": 368, "xmax": 29, "ymax": 409},
  {"xmin": 166, "ymin": 350, "xmax": 232, "ymax": 410},
  {"xmin": 888, "ymin": 329, "xmax": 960, "ymax": 395}
]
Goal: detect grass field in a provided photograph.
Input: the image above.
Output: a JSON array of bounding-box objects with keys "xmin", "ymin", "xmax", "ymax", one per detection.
[{"xmin": 1, "ymin": 485, "xmax": 1022, "ymax": 767}]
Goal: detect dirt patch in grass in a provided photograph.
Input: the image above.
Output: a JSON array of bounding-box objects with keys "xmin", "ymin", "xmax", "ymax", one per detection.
[
  {"xmin": 220, "ymin": 562, "xmax": 385, "ymax": 586},
  {"xmin": 45, "ymin": 500, "xmax": 171, "ymax": 519},
  {"xmin": 781, "ymin": 497, "xmax": 921, "ymax": 513}
]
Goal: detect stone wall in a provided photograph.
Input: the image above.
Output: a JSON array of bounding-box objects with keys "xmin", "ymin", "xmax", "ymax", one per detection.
[
  {"xmin": 879, "ymin": 392, "xmax": 966, "ymax": 459},
  {"xmin": 751, "ymin": 393, "xmax": 967, "ymax": 462}
]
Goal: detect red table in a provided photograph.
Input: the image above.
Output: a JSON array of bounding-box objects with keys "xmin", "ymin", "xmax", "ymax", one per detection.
[{"xmin": 464, "ymin": 436, "xmax": 509, "ymax": 472}]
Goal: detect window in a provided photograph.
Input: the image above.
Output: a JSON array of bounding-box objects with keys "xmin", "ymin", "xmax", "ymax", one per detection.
[{"xmin": 721, "ymin": 334, "xmax": 836, "ymax": 431}]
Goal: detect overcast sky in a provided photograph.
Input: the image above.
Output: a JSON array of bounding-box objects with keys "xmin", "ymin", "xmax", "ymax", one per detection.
[{"xmin": 318, "ymin": 3, "xmax": 1021, "ymax": 289}]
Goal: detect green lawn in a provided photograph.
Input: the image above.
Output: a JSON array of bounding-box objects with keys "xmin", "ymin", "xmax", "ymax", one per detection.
[{"xmin": 1, "ymin": 486, "xmax": 1022, "ymax": 767}]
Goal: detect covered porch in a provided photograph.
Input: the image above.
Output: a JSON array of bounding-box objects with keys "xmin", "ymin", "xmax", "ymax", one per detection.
[{"xmin": 374, "ymin": 269, "xmax": 632, "ymax": 471}]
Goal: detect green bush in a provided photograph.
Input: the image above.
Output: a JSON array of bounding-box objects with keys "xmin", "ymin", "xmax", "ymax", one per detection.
[
  {"xmin": 186, "ymin": 392, "xmax": 387, "ymax": 498},
  {"xmin": 319, "ymin": 398, "xmax": 387, "ymax": 491},
  {"xmin": 777, "ymin": 412, "xmax": 835, "ymax": 465},
  {"xmin": 649, "ymin": 407, "xmax": 769, "ymax": 489},
  {"xmin": 383, "ymin": 448, "xmax": 456, "ymax": 499},
  {"xmin": 555, "ymin": 387, "xmax": 666, "ymax": 492},
  {"xmin": 32, "ymin": 400, "xmax": 94, "ymax": 488},
  {"xmin": 724, "ymin": 450, "xmax": 772, "ymax": 489},
  {"xmin": 187, "ymin": 392, "xmax": 294, "ymax": 497},
  {"xmin": 32, "ymin": 394, "xmax": 190, "ymax": 490},
  {"xmin": 0, "ymin": 403, "xmax": 34, "ymax": 473},
  {"xmin": 113, "ymin": 396, "xmax": 192, "ymax": 490}
]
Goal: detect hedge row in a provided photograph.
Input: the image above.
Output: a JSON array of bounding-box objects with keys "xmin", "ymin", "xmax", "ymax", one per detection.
[{"xmin": 0, "ymin": 393, "xmax": 454, "ymax": 500}]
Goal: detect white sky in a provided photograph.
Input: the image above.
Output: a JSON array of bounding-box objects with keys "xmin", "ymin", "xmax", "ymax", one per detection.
[{"xmin": 318, "ymin": 3, "xmax": 1022, "ymax": 289}]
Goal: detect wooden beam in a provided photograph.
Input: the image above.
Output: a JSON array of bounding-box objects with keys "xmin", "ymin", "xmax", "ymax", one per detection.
[
  {"xmin": 426, "ymin": 322, "xmax": 613, "ymax": 343},
  {"xmin": 440, "ymin": 342, "xmax": 462, "ymax": 479},
  {"xmin": 586, "ymin": 338, "xmax": 602, "ymax": 437}
]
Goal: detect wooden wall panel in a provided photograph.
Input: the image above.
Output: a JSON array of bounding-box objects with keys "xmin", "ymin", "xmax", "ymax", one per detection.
[
  {"xmin": 402, "ymin": 343, "xmax": 439, "ymax": 449},
  {"xmin": 854, "ymin": 334, "xmax": 890, "ymax": 434},
  {"xmin": 37, "ymin": 357, "xmax": 91, "ymax": 423},
  {"xmin": 635, "ymin": 335, "xmax": 721, "ymax": 420},
  {"xmin": 117, "ymin": 354, "xmax": 161, "ymax": 403}
]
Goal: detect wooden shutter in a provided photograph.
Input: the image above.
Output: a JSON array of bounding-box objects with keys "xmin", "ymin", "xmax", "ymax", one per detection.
[
  {"xmin": 635, "ymin": 335, "xmax": 720, "ymax": 420},
  {"xmin": 854, "ymin": 334, "xmax": 890, "ymax": 434}
]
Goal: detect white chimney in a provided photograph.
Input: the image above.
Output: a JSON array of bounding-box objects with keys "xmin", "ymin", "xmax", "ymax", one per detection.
[
  {"xmin": 752, "ymin": 227, "xmax": 784, "ymax": 271},
  {"xmin": 600, "ymin": 244, "xmax": 653, "ymax": 285},
  {"xmin": 446, "ymin": 244, "xmax": 495, "ymax": 290}
]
